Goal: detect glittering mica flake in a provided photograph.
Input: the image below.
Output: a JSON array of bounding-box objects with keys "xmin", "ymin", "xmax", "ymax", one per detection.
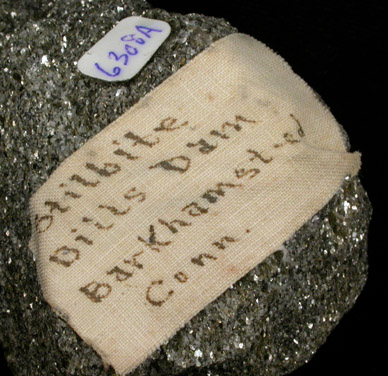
[{"xmin": 0, "ymin": 1, "xmax": 371, "ymax": 376}]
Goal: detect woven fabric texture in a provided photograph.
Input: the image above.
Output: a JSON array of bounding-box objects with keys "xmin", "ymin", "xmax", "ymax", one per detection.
[{"xmin": 29, "ymin": 34, "xmax": 360, "ymax": 375}]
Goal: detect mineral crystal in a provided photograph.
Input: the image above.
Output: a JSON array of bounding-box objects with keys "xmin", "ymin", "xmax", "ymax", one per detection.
[{"xmin": 0, "ymin": 1, "xmax": 372, "ymax": 375}]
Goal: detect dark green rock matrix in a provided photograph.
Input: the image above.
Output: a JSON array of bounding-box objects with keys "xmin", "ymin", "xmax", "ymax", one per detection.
[{"xmin": 0, "ymin": 1, "xmax": 372, "ymax": 375}]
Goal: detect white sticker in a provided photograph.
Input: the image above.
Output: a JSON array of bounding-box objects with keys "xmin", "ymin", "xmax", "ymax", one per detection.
[{"xmin": 77, "ymin": 17, "xmax": 171, "ymax": 82}]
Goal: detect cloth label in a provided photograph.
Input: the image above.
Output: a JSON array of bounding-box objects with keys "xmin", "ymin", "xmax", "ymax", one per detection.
[
  {"xmin": 30, "ymin": 34, "xmax": 360, "ymax": 375},
  {"xmin": 77, "ymin": 17, "xmax": 171, "ymax": 81}
]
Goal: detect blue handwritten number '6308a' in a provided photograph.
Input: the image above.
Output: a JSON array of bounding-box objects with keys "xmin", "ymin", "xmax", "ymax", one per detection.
[{"xmin": 95, "ymin": 25, "xmax": 162, "ymax": 77}]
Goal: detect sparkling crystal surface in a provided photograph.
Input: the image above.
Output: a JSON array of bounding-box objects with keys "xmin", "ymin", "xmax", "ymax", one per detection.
[{"xmin": 0, "ymin": 1, "xmax": 372, "ymax": 375}]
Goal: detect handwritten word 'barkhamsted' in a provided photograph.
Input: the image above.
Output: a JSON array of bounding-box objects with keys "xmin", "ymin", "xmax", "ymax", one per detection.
[{"xmin": 35, "ymin": 113, "xmax": 305, "ymax": 307}]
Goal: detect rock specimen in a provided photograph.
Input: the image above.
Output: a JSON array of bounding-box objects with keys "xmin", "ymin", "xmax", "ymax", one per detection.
[{"xmin": 0, "ymin": 1, "xmax": 372, "ymax": 375}]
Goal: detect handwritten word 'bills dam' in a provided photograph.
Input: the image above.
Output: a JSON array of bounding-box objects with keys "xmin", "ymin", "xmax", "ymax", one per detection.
[{"xmin": 29, "ymin": 33, "xmax": 360, "ymax": 375}]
